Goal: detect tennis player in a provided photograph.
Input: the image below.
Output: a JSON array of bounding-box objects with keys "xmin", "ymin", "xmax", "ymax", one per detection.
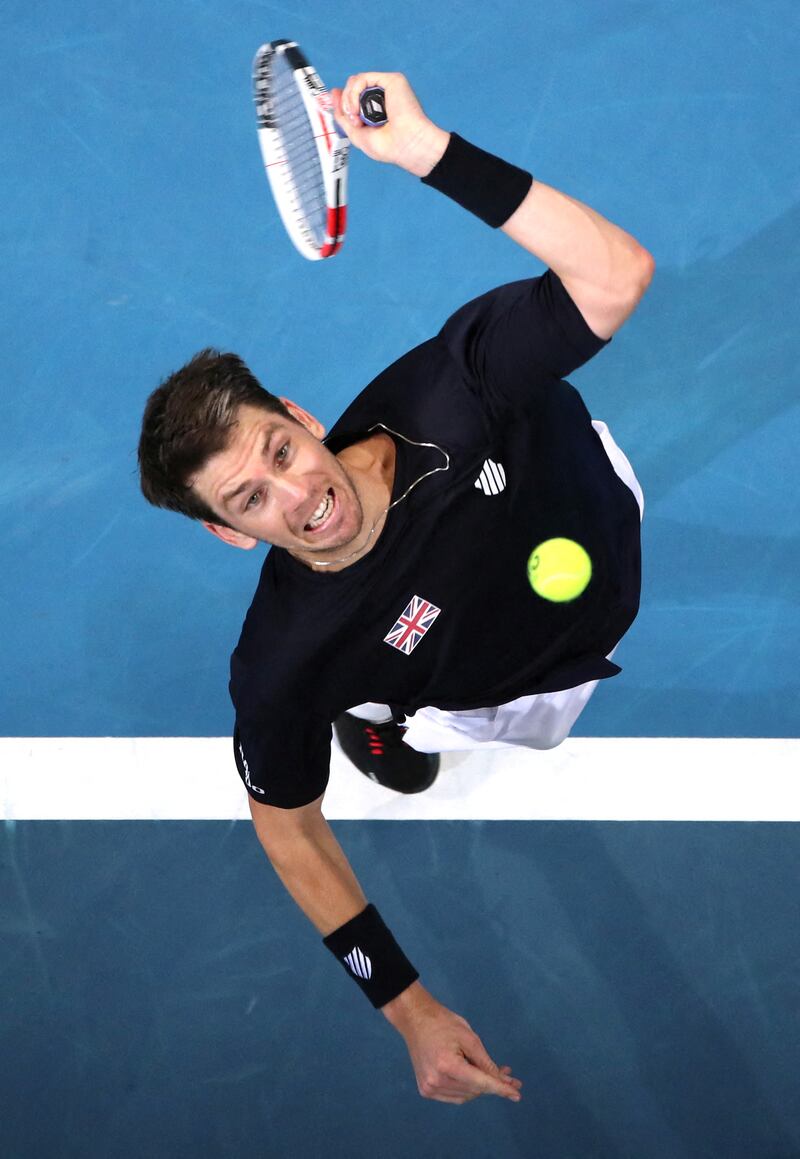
[{"xmin": 138, "ymin": 72, "xmax": 654, "ymax": 1105}]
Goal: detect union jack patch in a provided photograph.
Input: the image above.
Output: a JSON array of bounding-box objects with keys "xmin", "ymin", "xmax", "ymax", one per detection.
[{"xmin": 384, "ymin": 595, "xmax": 442, "ymax": 656}]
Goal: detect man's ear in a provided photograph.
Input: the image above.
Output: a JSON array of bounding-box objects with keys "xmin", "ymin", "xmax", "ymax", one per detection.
[
  {"xmin": 202, "ymin": 521, "xmax": 259, "ymax": 550},
  {"xmin": 280, "ymin": 397, "xmax": 326, "ymax": 439}
]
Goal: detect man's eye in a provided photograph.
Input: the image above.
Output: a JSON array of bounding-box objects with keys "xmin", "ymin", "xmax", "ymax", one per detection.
[
  {"xmin": 245, "ymin": 491, "xmax": 261, "ymax": 510},
  {"xmin": 276, "ymin": 442, "xmax": 289, "ymax": 463}
]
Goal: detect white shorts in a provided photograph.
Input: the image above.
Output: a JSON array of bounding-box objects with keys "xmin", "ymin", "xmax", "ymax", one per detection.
[{"xmin": 353, "ymin": 420, "xmax": 644, "ymax": 754}]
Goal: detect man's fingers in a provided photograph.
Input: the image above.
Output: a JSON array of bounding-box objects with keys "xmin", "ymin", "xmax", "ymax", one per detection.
[
  {"xmin": 418, "ymin": 1077, "xmax": 472, "ymax": 1103},
  {"xmin": 449, "ymin": 1058, "xmax": 522, "ymax": 1101},
  {"xmin": 421, "ymin": 1059, "xmax": 518, "ymax": 1103},
  {"xmin": 340, "ymin": 74, "xmax": 378, "ymax": 121},
  {"xmin": 330, "ymin": 88, "xmax": 361, "ymax": 138},
  {"xmin": 462, "ymin": 1042, "xmax": 523, "ymax": 1095},
  {"xmin": 499, "ymin": 1064, "xmax": 523, "ymax": 1090},
  {"xmin": 341, "ymin": 72, "xmax": 393, "ymax": 111}
]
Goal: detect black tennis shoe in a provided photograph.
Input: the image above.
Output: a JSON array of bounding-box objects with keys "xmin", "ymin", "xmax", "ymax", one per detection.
[{"xmin": 333, "ymin": 712, "xmax": 440, "ymax": 794}]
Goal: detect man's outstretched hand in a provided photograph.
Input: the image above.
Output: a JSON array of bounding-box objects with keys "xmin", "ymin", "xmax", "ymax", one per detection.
[{"xmin": 382, "ymin": 981, "xmax": 523, "ymax": 1105}]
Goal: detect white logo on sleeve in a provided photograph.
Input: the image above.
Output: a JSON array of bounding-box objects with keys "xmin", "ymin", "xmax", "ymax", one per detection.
[
  {"xmin": 344, "ymin": 946, "xmax": 373, "ymax": 980},
  {"xmin": 474, "ymin": 458, "xmax": 507, "ymax": 496},
  {"xmin": 238, "ymin": 741, "xmax": 265, "ymax": 795}
]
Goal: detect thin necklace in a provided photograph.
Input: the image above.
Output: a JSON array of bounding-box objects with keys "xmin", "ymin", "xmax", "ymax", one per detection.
[{"xmin": 307, "ymin": 423, "xmax": 450, "ymax": 568}]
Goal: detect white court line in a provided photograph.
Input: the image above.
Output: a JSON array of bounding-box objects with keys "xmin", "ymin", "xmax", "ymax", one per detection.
[{"xmin": 1, "ymin": 738, "xmax": 798, "ymax": 821}]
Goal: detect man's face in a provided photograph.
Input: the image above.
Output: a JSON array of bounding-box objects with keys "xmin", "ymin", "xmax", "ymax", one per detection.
[{"xmin": 191, "ymin": 402, "xmax": 367, "ymax": 566}]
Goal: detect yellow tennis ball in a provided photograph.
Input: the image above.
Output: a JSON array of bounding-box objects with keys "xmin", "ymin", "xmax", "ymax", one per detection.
[{"xmin": 527, "ymin": 538, "xmax": 592, "ymax": 602}]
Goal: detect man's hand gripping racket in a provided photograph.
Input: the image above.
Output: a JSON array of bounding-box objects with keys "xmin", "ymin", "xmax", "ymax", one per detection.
[
  {"xmin": 253, "ymin": 42, "xmax": 448, "ymax": 260},
  {"xmin": 331, "ymin": 72, "xmax": 447, "ymax": 177}
]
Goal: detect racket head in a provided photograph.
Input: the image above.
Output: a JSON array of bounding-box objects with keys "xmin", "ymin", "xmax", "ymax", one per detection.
[{"xmin": 253, "ymin": 40, "xmax": 349, "ymax": 260}]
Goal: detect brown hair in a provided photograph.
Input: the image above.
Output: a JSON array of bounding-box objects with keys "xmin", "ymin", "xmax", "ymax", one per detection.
[{"xmin": 137, "ymin": 349, "xmax": 292, "ymax": 526}]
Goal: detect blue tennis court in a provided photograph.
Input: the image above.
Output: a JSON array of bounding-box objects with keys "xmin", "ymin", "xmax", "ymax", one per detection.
[{"xmin": 2, "ymin": 1, "xmax": 799, "ymax": 1155}]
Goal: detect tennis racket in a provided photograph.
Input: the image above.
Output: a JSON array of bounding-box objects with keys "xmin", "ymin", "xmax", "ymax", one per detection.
[{"xmin": 253, "ymin": 40, "xmax": 387, "ymax": 260}]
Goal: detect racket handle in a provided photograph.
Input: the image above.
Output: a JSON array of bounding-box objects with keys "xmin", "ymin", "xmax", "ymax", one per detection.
[{"xmin": 359, "ymin": 86, "xmax": 387, "ymax": 127}]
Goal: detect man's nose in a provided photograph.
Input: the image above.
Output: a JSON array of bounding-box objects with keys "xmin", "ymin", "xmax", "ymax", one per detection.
[{"xmin": 272, "ymin": 474, "xmax": 312, "ymax": 508}]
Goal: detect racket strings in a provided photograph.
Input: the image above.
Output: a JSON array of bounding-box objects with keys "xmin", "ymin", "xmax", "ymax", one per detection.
[{"xmin": 272, "ymin": 61, "xmax": 328, "ymax": 247}]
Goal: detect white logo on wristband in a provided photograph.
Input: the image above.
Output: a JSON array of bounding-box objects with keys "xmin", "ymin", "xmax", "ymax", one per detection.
[{"xmin": 344, "ymin": 946, "xmax": 373, "ymax": 980}]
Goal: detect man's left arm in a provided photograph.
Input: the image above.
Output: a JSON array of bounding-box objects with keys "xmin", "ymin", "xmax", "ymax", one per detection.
[
  {"xmin": 332, "ymin": 72, "xmax": 654, "ymax": 340},
  {"xmin": 499, "ymin": 180, "xmax": 654, "ymax": 340}
]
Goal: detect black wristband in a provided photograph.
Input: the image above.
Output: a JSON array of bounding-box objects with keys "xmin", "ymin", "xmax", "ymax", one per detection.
[
  {"xmin": 323, "ymin": 904, "xmax": 419, "ymax": 1009},
  {"xmin": 421, "ymin": 132, "xmax": 533, "ymax": 228}
]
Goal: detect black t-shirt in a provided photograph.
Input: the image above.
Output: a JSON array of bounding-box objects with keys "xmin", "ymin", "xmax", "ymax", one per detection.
[{"xmin": 230, "ymin": 271, "xmax": 642, "ymax": 808}]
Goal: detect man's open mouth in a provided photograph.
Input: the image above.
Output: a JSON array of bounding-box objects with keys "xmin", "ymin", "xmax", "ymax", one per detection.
[{"xmin": 305, "ymin": 487, "xmax": 335, "ymax": 533}]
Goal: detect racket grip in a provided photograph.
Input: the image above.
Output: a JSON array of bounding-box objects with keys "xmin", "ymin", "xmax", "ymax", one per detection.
[{"xmin": 359, "ymin": 86, "xmax": 387, "ymax": 127}]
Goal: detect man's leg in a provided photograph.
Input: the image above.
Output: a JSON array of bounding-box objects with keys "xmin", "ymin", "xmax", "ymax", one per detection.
[{"xmin": 401, "ymin": 671, "xmax": 609, "ymax": 754}]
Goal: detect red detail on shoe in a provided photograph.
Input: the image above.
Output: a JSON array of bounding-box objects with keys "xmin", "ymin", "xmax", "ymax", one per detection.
[{"xmin": 365, "ymin": 728, "xmax": 384, "ymax": 752}]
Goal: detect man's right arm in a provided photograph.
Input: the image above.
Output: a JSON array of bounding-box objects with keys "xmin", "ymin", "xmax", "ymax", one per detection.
[{"xmin": 247, "ymin": 792, "xmax": 523, "ymax": 1105}]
